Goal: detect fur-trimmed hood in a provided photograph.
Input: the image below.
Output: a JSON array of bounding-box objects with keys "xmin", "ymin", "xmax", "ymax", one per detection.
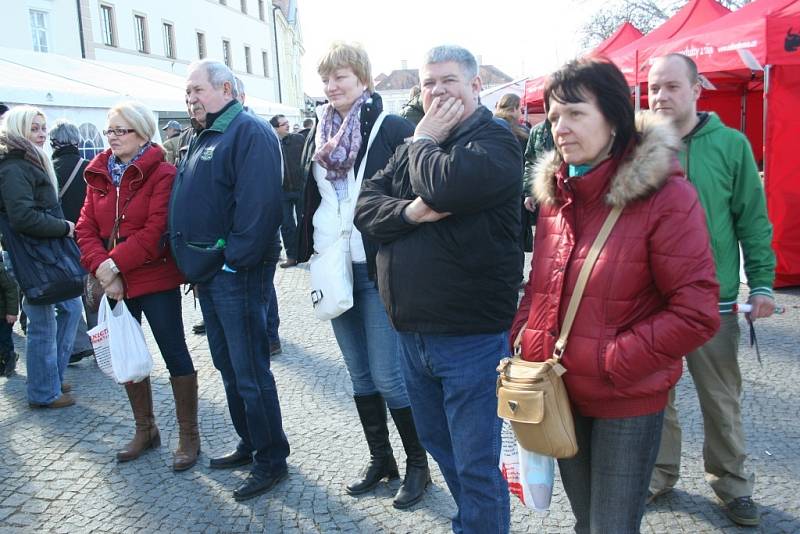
[{"xmin": 532, "ymin": 112, "xmax": 682, "ymax": 208}]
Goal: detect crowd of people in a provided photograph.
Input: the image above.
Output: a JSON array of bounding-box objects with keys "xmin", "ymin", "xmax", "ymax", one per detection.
[{"xmin": 0, "ymin": 41, "xmax": 777, "ymax": 532}]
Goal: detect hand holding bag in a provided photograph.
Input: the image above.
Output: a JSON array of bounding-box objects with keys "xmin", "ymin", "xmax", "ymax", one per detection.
[
  {"xmin": 497, "ymin": 206, "xmax": 622, "ymax": 458},
  {"xmin": 89, "ymin": 295, "xmax": 152, "ymax": 384},
  {"xmin": 309, "ymin": 111, "xmax": 387, "ymax": 321}
]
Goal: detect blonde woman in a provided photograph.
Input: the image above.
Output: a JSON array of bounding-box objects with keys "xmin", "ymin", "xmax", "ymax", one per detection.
[
  {"xmin": 296, "ymin": 43, "xmax": 429, "ymax": 509},
  {"xmin": 76, "ymin": 101, "xmax": 198, "ymax": 471},
  {"xmin": 0, "ymin": 105, "xmax": 83, "ymax": 409}
]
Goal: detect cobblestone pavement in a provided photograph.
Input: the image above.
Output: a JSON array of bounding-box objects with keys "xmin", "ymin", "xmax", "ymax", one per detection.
[{"xmin": 1, "ymin": 263, "xmax": 799, "ymax": 533}]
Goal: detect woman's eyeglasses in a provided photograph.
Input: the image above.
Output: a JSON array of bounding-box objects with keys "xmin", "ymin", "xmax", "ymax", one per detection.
[{"xmin": 103, "ymin": 128, "xmax": 136, "ymax": 137}]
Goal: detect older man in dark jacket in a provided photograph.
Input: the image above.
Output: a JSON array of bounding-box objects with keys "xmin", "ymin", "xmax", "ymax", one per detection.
[
  {"xmin": 169, "ymin": 59, "xmax": 289, "ymax": 502},
  {"xmin": 355, "ymin": 45, "xmax": 522, "ymax": 534}
]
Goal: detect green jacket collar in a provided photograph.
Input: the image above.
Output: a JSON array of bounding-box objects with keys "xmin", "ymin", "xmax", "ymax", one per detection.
[{"xmin": 204, "ymin": 100, "xmax": 242, "ymax": 133}]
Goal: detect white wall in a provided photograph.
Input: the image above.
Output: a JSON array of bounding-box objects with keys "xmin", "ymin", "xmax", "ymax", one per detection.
[{"xmin": 3, "ymin": 0, "xmax": 83, "ymax": 57}]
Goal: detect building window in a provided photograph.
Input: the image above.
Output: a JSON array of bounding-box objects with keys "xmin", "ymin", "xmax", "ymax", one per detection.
[
  {"xmin": 134, "ymin": 14, "xmax": 148, "ymax": 53},
  {"xmin": 100, "ymin": 4, "xmax": 116, "ymax": 47},
  {"xmin": 222, "ymin": 39, "xmax": 232, "ymax": 68},
  {"xmin": 261, "ymin": 50, "xmax": 269, "ymax": 77},
  {"xmin": 240, "ymin": 0, "xmax": 247, "ymax": 14},
  {"xmin": 196, "ymin": 32, "xmax": 206, "ymax": 59},
  {"xmin": 162, "ymin": 22, "xmax": 175, "ymax": 58},
  {"xmin": 244, "ymin": 46, "xmax": 252, "ymax": 74},
  {"xmin": 29, "ymin": 10, "xmax": 49, "ymax": 52},
  {"xmin": 258, "ymin": 0, "xmax": 265, "ymax": 21}
]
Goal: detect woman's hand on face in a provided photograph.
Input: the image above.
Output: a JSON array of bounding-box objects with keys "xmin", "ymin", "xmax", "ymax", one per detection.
[
  {"xmin": 104, "ymin": 276, "xmax": 125, "ymax": 301},
  {"xmin": 414, "ymin": 96, "xmax": 464, "ymax": 144},
  {"xmin": 96, "ymin": 259, "xmax": 117, "ymax": 287}
]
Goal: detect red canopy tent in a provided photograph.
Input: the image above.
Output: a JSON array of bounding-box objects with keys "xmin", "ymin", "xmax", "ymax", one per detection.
[
  {"xmin": 633, "ymin": 0, "xmax": 800, "ymax": 286},
  {"xmin": 523, "ymin": 22, "xmax": 643, "ymax": 113}
]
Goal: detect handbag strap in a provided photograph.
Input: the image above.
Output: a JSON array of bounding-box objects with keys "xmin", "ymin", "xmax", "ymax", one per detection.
[
  {"xmin": 59, "ymin": 158, "xmax": 86, "ymax": 199},
  {"xmin": 552, "ymin": 206, "xmax": 622, "ymax": 360},
  {"xmin": 341, "ymin": 111, "xmax": 387, "ymax": 236}
]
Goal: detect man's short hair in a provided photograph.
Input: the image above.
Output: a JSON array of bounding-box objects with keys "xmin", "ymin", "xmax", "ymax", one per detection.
[
  {"xmin": 317, "ymin": 42, "xmax": 374, "ymax": 92},
  {"xmin": 233, "ymin": 76, "xmax": 245, "ymax": 99},
  {"xmin": 269, "ymin": 114, "xmax": 285, "ymax": 128},
  {"xmin": 49, "ymin": 119, "xmax": 81, "ymax": 146},
  {"xmin": 188, "ymin": 59, "xmax": 236, "ymax": 91},
  {"xmin": 662, "ymin": 53, "xmax": 699, "ymax": 85},
  {"xmin": 423, "ymin": 45, "xmax": 479, "ymax": 80},
  {"xmin": 303, "ymin": 118, "xmax": 314, "ymax": 128}
]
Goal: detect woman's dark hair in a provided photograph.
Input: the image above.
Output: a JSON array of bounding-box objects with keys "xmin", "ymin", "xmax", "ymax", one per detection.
[{"xmin": 543, "ymin": 58, "xmax": 636, "ymax": 160}]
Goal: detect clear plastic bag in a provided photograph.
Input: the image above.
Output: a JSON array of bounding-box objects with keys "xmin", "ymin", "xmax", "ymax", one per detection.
[
  {"xmin": 500, "ymin": 420, "xmax": 555, "ymax": 512},
  {"xmin": 88, "ymin": 295, "xmax": 152, "ymax": 384}
]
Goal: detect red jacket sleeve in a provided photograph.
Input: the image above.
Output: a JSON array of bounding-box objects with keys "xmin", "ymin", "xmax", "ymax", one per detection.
[
  {"xmin": 76, "ymin": 186, "xmax": 111, "ymax": 275},
  {"xmin": 603, "ymin": 177, "xmax": 720, "ymax": 388},
  {"xmin": 109, "ymin": 164, "xmax": 175, "ymax": 274}
]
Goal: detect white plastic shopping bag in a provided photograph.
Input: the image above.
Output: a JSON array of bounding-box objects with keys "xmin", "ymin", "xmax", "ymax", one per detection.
[
  {"xmin": 500, "ymin": 420, "xmax": 555, "ymax": 512},
  {"xmin": 88, "ymin": 295, "xmax": 152, "ymax": 384}
]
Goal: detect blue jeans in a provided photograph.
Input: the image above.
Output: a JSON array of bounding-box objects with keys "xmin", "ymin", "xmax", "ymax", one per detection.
[
  {"xmin": 120, "ymin": 288, "xmax": 194, "ymax": 377},
  {"xmin": 399, "ymin": 331, "xmax": 510, "ymax": 534},
  {"xmin": 558, "ymin": 411, "xmax": 664, "ymax": 533},
  {"xmin": 198, "ymin": 262, "xmax": 289, "ymax": 475},
  {"xmin": 330, "ymin": 263, "xmax": 408, "ymax": 409},
  {"xmin": 280, "ymin": 190, "xmax": 303, "ymax": 260},
  {"xmin": 267, "ymin": 282, "xmax": 279, "ymax": 345},
  {"xmin": 23, "ymin": 296, "xmax": 82, "ymax": 404}
]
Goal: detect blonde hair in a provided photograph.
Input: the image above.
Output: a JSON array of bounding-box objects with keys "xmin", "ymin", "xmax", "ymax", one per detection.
[
  {"xmin": 0, "ymin": 105, "xmax": 57, "ymax": 190},
  {"xmin": 108, "ymin": 100, "xmax": 157, "ymax": 141},
  {"xmin": 317, "ymin": 42, "xmax": 374, "ymax": 92}
]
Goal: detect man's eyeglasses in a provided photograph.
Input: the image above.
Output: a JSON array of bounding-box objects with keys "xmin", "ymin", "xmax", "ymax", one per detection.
[{"xmin": 103, "ymin": 128, "xmax": 136, "ymax": 137}]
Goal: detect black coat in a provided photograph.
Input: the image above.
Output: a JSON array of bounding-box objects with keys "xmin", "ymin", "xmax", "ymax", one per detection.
[
  {"xmin": 296, "ymin": 93, "xmax": 414, "ymax": 281},
  {"xmin": 354, "ymin": 106, "xmax": 523, "ymax": 335},
  {"xmin": 0, "ymin": 150, "xmax": 70, "ymax": 238},
  {"xmin": 52, "ymin": 145, "xmax": 89, "ymax": 223},
  {"xmin": 280, "ymin": 133, "xmax": 306, "ymax": 192}
]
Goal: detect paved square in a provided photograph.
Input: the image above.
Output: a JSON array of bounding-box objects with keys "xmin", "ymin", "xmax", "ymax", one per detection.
[{"xmin": 1, "ymin": 264, "xmax": 798, "ymax": 533}]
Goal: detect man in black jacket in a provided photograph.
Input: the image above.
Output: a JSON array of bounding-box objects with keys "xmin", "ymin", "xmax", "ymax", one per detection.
[
  {"xmin": 355, "ymin": 45, "xmax": 522, "ymax": 534},
  {"xmin": 269, "ymin": 114, "xmax": 305, "ymax": 268}
]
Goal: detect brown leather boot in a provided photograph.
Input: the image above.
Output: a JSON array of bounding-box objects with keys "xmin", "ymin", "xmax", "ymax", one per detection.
[
  {"xmin": 117, "ymin": 377, "xmax": 160, "ymax": 462},
  {"xmin": 170, "ymin": 372, "xmax": 200, "ymax": 471}
]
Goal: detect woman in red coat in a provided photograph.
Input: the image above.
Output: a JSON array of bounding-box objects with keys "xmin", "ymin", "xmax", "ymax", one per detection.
[
  {"xmin": 510, "ymin": 59, "xmax": 720, "ymax": 532},
  {"xmin": 76, "ymin": 101, "xmax": 199, "ymax": 472}
]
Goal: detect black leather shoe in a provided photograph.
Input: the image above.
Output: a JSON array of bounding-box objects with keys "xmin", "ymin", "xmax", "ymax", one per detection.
[
  {"xmin": 69, "ymin": 349, "xmax": 94, "ymax": 364},
  {"xmin": 233, "ymin": 469, "xmax": 288, "ymax": 501},
  {"xmin": 209, "ymin": 449, "xmax": 253, "ymax": 470}
]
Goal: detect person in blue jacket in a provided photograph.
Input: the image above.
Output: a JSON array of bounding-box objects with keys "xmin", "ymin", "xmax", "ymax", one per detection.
[{"xmin": 169, "ymin": 59, "xmax": 289, "ymax": 502}]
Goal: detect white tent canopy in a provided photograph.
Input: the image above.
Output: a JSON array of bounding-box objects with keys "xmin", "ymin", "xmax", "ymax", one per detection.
[
  {"xmin": 480, "ymin": 77, "xmax": 528, "ymax": 112},
  {"xmin": 0, "ymin": 47, "xmax": 299, "ymax": 126}
]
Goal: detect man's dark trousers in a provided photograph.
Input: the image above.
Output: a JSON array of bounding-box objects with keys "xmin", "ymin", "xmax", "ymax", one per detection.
[
  {"xmin": 198, "ymin": 262, "xmax": 290, "ymax": 475},
  {"xmin": 280, "ymin": 190, "xmax": 303, "ymax": 260}
]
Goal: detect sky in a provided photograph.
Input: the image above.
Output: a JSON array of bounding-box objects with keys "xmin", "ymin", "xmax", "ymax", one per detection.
[{"xmin": 298, "ymin": 0, "xmax": 607, "ymax": 97}]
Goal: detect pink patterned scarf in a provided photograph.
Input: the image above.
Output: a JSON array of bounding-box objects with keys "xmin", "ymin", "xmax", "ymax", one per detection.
[{"xmin": 313, "ymin": 91, "xmax": 370, "ymax": 200}]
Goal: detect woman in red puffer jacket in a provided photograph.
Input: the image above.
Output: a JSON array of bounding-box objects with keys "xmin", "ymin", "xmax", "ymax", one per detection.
[
  {"xmin": 76, "ymin": 101, "xmax": 198, "ymax": 473},
  {"xmin": 510, "ymin": 59, "xmax": 719, "ymax": 533}
]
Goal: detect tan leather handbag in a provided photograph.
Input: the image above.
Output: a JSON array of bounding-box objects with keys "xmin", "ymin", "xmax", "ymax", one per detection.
[{"xmin": 497, "ymin": 206, "xmax": 622, "ymax": 459}]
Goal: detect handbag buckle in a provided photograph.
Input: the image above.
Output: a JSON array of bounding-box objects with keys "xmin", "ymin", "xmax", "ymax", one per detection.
[
  {"xmin": 310, "ymin": 290, "xmax": 323, "ymax": 307},
  {"xmin": 507, "ymin": 400, "xmax": 519, "ymax": 413}
]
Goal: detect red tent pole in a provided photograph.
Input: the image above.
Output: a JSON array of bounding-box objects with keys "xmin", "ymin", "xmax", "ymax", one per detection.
[{"xmin": 763, "ymin": 64, "xmax": 770, "ymax": 189}]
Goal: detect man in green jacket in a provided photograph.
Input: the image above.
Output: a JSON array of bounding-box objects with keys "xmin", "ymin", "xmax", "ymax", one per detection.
[{"xmin": 646, "ymin": 53, "xmax": 776, "ymax": 527}]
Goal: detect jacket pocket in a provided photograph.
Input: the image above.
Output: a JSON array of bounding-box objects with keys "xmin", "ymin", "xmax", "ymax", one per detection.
[{"xmin": 170, "ymin": 234, "xmax": 224, "ymax": 283}]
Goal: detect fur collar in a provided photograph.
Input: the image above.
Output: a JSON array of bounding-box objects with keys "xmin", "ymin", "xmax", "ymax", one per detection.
[{"xmin": 532, "ymin": 112, "xmax": 682, "ymax": 208}]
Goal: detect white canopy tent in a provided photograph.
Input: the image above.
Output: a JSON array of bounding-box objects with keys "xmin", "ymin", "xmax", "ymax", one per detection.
[
  {"xmin": 480, "ymin": 77, "xmax": 528, "ymax": 113},
  {"xmin": 0, "ymin": 47, "xmax": 299, "ymax": 155}
]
